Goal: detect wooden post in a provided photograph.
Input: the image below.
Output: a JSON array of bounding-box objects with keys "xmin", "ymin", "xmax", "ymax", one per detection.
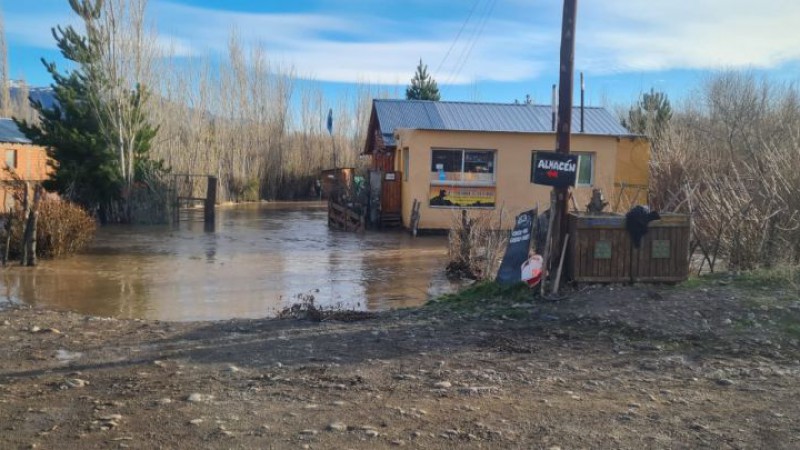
[
  {"xmin": 204, "ymin": 176, "xmax": 217, "ymax": 232},
  {"xmin": 552, "ymin": 233, "xmax": 570, "ymax": 295},
  {"xmin": 2, "ymin": 210, "xmax": 12, "ymax": 267},
  {"xmin": 541, "ymin": 191, "xmax": 558, "ymax": 297},
  {"xmin": 553, "ymin": 0, "xmax": 579, "ymax": 288},
  {"xmin": 20, "ymin": 182, "xmax": 30, "ymax": 266},
  {"xmin": 460, "ymin": 210, "xmax": 472, "ymax": 273},
  {"xmin": 410, "ymin": 199, "xmax": 421, "ymax": 237},
  {"xmin": 27, "ymin": 186, "xmax": 41, "ymax": 267},
  {"xmin": 20, "ymin": 185, "xmax": 41, "ymax": 267}
]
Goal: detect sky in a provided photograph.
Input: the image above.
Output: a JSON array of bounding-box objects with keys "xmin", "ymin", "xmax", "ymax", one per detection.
[{"xmin": 3, "ymin": 0, "xmax": 800, "ymax": 108}]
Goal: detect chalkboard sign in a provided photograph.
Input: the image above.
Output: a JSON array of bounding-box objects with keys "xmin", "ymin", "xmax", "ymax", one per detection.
[
  {"xmin": 496, "ymin": 210, "xmax": 535, "ymax": 285},
  {"xmin": 531, "ymin": 152, "xmax": 579, "ymax": 187}
]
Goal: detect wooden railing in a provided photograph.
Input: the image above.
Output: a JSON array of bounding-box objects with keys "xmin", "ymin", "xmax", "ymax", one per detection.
[{"xmin": 328, "ymin": 200, "xmax": 365, "ymax": 232}]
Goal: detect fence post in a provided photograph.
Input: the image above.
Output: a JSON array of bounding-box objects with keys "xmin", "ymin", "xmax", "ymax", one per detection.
[{"xmin": 204, "ymin": 176, "xmax": 217, "ymax": 232}]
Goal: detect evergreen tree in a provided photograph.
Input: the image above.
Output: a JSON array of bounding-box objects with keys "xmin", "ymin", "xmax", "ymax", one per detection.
[
  {"xmin": 16, "ymin": 0, "xmax": 161, "ymax": 223},
  {"xmin": 623, "ymin": 88, "xmax": 672, "ymax": 136},
  {"xmin": 406, "ymin": 59, "xmax": 441, "ymax": 101},
  {"xmin": 16, "ymin": 0, "xmax": 121, "ymax": 222}
]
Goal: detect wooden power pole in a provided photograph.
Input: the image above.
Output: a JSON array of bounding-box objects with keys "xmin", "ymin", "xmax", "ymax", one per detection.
[{"xmin": 552, "ymin": 0, "xmax": 578, "ymax": 283}]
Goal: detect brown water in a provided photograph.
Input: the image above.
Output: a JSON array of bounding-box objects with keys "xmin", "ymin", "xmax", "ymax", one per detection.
[{"xmin": 0, "ymin": 202, "xmax": 459, "ymax": 321}]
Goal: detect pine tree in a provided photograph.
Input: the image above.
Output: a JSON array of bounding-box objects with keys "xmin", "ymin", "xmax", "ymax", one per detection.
[
  {"xmin": 406, "ymin": 59, "xmax": 441, "ymax": 101},
  {"xmin": 623, "ymin": 88, "xmax": 672, "ymax": 136},
  {"xmin": 16, "ymin": 0, "xmax": 160, "ymax": 223}
]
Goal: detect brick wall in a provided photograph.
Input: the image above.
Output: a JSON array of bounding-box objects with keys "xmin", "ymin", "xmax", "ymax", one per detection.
[{"xmin": 0, "ymin": 143, "xmax": 51, "ymax": 212}]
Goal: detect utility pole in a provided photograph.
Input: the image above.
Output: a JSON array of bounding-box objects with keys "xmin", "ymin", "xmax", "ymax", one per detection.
[{"xmin": 552, "ymin": 0, "xmax": 578, "ymax": 285}]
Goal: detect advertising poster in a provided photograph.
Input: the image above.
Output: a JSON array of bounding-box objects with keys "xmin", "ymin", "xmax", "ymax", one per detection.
[
  {"xmin": 496, "ymin": 210, "xmax": 536, "ymax": 285},
  {"xmin": 429, "ymin": 185, "xmax": 495, "ymax": 208}
]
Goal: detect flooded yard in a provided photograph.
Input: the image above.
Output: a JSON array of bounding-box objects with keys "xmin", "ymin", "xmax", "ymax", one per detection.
[{"xmin": 0, "ymin": 202, "xmax": 457, "ymax": 321}]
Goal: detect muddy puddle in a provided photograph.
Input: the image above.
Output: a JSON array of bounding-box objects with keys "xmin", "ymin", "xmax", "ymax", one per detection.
[{"xmin": 0, "ymin": 202, "xmax": 460, "ymax": 321}]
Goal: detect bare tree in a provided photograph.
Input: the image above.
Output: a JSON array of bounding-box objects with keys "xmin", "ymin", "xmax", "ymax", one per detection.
[
  {"xmin": 647, "ymin": 72, "xmax": 800, "ymax": 273},
  {"xmin": 0, "ymin": 10, "xmax": 10, "ymax": 117},
  {"xmin": 77, "ymin": 0, "xmax": 157, "ymax": 216}
]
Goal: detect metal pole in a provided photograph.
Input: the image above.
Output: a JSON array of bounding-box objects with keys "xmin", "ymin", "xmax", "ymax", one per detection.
[
  {"xmin": 553, "ymin": 0, "xmax": 578, "ymax": 283},
  {"xmin": 551, "ymin": 84, "xmax": 557, "ymax": 131},
  {"xmin": 580, "ymin": 72, "xmax": 585, "ymax": 133}
]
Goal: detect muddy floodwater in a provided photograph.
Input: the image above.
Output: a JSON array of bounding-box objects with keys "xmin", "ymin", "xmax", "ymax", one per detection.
[{"xmin": 0, "ymin": 202, "xmax": 459, "ymax": 321}]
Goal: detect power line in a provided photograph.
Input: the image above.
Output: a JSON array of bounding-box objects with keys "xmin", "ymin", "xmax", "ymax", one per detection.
[
  {"xmin": 446, "ymin": 0, "xmax": 497, "ymax": 87},
  {"xmin": 435, "ymin": 0, "xmax": 482, "ymax": 77}
]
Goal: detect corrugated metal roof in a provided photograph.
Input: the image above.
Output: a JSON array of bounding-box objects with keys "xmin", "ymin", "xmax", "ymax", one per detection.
[
  {"xmin": 0, "ymin": 118, "xmax": 32, "ymax": 144},
  {"xmin": 374, "ymin": 99, "xmax": 634, "ymax": 146}
]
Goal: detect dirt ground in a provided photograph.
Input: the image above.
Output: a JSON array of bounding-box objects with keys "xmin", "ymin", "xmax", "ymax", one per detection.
[{"xmin": 2, "ymin": 280, "xmax": 800, "ymax": 449}]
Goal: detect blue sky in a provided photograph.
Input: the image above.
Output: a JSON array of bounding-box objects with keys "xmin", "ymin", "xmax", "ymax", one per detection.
[{"xmin": 4, "ymin": 0, "xmax": 800, "ymax": 107}]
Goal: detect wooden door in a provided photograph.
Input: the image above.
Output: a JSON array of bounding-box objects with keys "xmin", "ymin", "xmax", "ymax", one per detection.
[{"xmin": 381, "ymin": 171, "xmax": 402, "ymax": 214}]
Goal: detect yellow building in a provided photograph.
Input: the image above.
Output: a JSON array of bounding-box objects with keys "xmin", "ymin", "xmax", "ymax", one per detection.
[{"xmin": 364, "ymin": 99, "xmax": 650, "ymax": 230}]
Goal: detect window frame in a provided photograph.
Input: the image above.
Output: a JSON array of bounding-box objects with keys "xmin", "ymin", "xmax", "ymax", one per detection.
[{"xmin": 430, "ymin": 148, "xmax": 496, "ymax": 187}]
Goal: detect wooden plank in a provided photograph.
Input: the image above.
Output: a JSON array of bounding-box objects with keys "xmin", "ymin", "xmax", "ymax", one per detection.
[{"xmin": 567, "ymin": 216, "xmax": 577, "ymax": 280}]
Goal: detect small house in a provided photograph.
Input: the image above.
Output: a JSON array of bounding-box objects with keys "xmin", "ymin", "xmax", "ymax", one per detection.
[
  {"xmin": 0, "ymin": 118, "xmax": 51, "ymax": 211},
  {"xmin": 363, "ymin": 99, "xmax": 650, "ymax": 230}
]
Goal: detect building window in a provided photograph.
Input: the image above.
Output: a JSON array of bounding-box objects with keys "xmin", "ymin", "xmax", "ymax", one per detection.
[
  {"xmin": 430, "ymin": 149, "xmax": 496, "ymax": 208},
  {"xmin": 5, "ymin": 149, "xmax": 17, "ymax": 170},
  {"xmin": 575, "ymin": 153, "xmax": 594, "ymax": 186},
  {"xmin": 430, "ymin": 149, "xmax": 495, "ymax": 185},
  {"xmin": 403, "ymin": 147, "xmax": 409, "ymax": 181},
  {"xmin": 530, "ymin": 151, "xmax": 594, "ymax": 187}
]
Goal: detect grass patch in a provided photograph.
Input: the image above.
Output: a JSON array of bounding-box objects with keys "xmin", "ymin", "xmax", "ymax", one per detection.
[
  {"xmin": 779, "ymin": 318, "xmax": 800, "ymax": 339},
  {"xmin": 427, "ymin": 281, "xmax": 534, "ymax": 313},
  {"xmin": 734, "ymin": 266, "xmax": 800, "ymax": 290},
  {"xmin": 680, "ymin": 266, "xmax": 800, "ymax": 291}
]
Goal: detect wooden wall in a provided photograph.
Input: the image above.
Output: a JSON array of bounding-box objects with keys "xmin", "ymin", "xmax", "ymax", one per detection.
[{"xmin": 568, "ymin": 213, "xmax": 690, "ymax": 283}]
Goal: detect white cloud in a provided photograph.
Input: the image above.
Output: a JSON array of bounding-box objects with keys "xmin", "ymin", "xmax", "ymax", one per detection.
[
  {"xmin": 5, "ymin": 0, "xmax": 800, "ymax": 85},
  {"xmin": 147, "ymin": 2, "xmax": 554, "ymax": 85},
  {"xmin": 579, "ymin": 0, "xmax": 800, "ymax": 73},
  {"xmin": 5, "ymin": 10, "xmax": 76, "ymax": 50}
]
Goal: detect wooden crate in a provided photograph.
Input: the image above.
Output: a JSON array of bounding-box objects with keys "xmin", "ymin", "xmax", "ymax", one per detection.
[
  {"xmin": 567, "ymin": 213, "xmax": 690, "ymax": 283},
  {"xmin": 632, "ymin": 214, "xmax": 691, "ymax": 283},
  {"xmin": 568, "ymin": 213, "xmax": 631, "ymax": 283}
]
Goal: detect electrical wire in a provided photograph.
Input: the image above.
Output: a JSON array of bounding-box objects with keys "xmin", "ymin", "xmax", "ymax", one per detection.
[
  {"xmin": 435, "ymin": 0, "xmax": 482, "ymax": 77},
  {"xmin": 445, "ymin": 0, "xmax": 498, "ymax": 88}
]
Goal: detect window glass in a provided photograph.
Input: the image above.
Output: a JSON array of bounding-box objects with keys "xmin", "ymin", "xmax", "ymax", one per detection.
[
  {"xmin": 577, "ymin": 153, "xmax": 594, "ymax": 186},
  {"xmin": 431, "ymin": 150, "xmax": 464, "ymax": 182},
  {"xmin": 463, "ymin": 151, "xmax": 494, "ymax": 183},
  {"xmin": 403, "ymin": 148, "xmax": 409, "ymax": 181},
  {"xmin": 5, "ymin": 149, "xmax": 16, "ymax": 169},
  {"xmin": 431, "ymin": 149, "xmax": 495, "ymax": 184}
]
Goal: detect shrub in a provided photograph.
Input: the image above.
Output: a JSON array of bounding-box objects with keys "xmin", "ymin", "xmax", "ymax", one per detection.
[
  {"xmin": 446, "ymin": 209, "xmax": 509, "ymax": 281},
  {"xmin": 5, "ymin": 199, "xmax": 96, "ymax": 259}
]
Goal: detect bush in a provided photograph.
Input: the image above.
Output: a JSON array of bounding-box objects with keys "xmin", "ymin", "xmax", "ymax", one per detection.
[
  {"xmin": 446, "ymin": 209, "xmax": 509, "ymax": 281},
  {"xmin": 641, "ymin": 73, "xmax": 800, "ymax": 273},
  {"xmin": 5, "ymin": 199, "xmax": 96, "ymax": 259}
]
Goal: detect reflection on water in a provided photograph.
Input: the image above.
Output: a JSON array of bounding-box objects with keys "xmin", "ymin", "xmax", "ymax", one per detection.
[{"xmin": 0, "ymin": 202, "xmax": 459, "ymax": 321}]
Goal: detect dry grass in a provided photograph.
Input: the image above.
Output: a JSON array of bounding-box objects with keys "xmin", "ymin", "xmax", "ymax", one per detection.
[
  {"xmin": 5, "ymin": 199, "xmax": 96, "ymax": 259},
  {"xmin": 645, "ymin": 72, "xmax": 800, "ymax": 273},
  {"xmin": 446, "ymin": 208, "xmax": 510, "ymax": 281}
]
